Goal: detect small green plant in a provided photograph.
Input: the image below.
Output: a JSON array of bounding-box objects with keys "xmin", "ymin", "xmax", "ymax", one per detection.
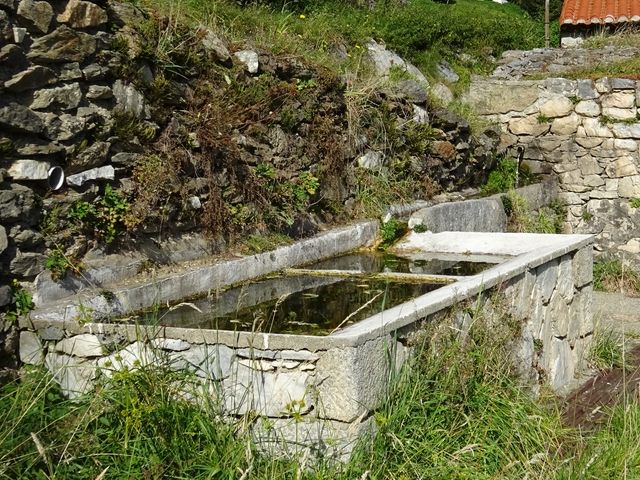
[
  {"xmin": 45, "ymin": 249, "xmax": 74, "ymax": 281},
  {"xmin": 537, "ymin": 113, "xmax": 550, "ymax": 124},
  {"xmin": 582, "ymin": 209, "xmax": 594, "ymax": 221},
  {"xmin": 387, "ymin": 65, "xmax": 413, "ymax": 82},
  {"xmin": 481, "ymin": 158, "xmax": 535, "ymax": 195},
  {"xmin": 254, "ymin": 162, "xmax": 276, "ymax": 179},
  {"xmin": 413, "ymin": 223, "xmax": 428, "ymax": 233},
  {"xmin": 630, "ymin": 198, "xmax": 640, "ymax": 208},
  {"xmin": 241, "ymin": 233, "xmax": 292, "ymax": 253},
  {"xmin": 379, "ymin": 217, "xmax": 404, "ymax": 248},
  {"xmin": 68, "ymin": 186, "xmax": 130, "ymax": 244},
  {"xmin": 6, "ymin": 280, "xmax": 34, "ymax": 322},
  {"xmin": 295, "ymin": 78, "xmax": 317, "ymax": 91},
  {"xmin": 0, "ymin": 138, "xmax": 14, "ymax": 155}
]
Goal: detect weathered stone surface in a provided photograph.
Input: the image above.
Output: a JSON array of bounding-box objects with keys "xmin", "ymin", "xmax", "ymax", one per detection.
[
  {"xmin": 10, "ymin": 251, "xmax": 45, "ymax": 277},
  {"xmin": 16, "ymin": 0, "xmax": 53, "ymax": 33},
  {"xmin": 551, "ymin": 113, "xmax": 580, "ymax": 135},
  {"xmin": 365, "ymin": 39, "xmax": 428, "ymax": 85},
  {"xmin": 67, "ymin": 141, "xmax": 110, "ymax": 173},
  {"xmin": 545, "ymin": 337, "xmax": 574, "ymax": 392},
  {"xmin": 28, "ymin": 26, "xmax": 96, "ymax": 63},
  {"xmin": 0, "ymin": 9, "xmax": 10, "ymax": 42},
  {"xmin": 466, "ymin": 80, "xmax": 539, "ymax": 115},
  {"xmin": 610, "ymin": 78, "xmax": 636, "ymax": 90},
  {"xmin": 60, "ymin": 62, "xmax": 82, "ymax": 80},
  {"xmin": 0, "ymin": 44, "xmax": 25, "ymax": 66},
  {"xmin": 8, "ymin": 159, "xmax": 50, "ymax": 180},
  {"xmin": 580, "ymin": 118, "xmax": 613, "ymax": 138},
  {"xmin": 82, "ymin": 63, "xmax": 106, "ymax": 80},
  {"xmin": 357, "ymin": 150, "xmax": 384, "ymax": 170},
  {"xmin": 577, "ymin": 79, "xmax": 598, "ymax": 100},
  {"xmin": 200, "ymin": 29, "xmax": 230, "ymax": 63},
  {"xmin": 0, "ymin": 225, "xmax": 7, "ymax": 254},
  {"xmin": 223, "ymin": 361, "xmax": 311, "ymax": 417},
  {"xmin": 46, "ymin": 353, "xmax": 96, "ymax": 398},
  {"xmin": 39, "ymin": 326, "xmax": 64, "ymax": 341},
  {"xmin": 0, "ymin": 285, "xmax": 12, "ymax": 308},
  {"xmin": 66, "ymin": 165, "xmax": 115, "ymax": 186},
  {"xmin": 602, "ymin": 106, "xmax": 636, "ymax": 121},
  {"xmin": 391, "ymin": 79, "xmax": 428, "ymax": 104},
  {"xmin": 152, "ymin": 338, "xmax": 190, "ymax": 352},
  {"xmin": 412, "ymin": 104, "xmax": 428, "ymax": 124},
  {"xmin": 234, "ymin": 49, "xmax": 259, "ymax": 74},
  {"xmin": 618, "ymin": 175, "xmax": 640, "ymax": 197},
  {"xmin": 170, "ymin": 344, "xmax": 233, "ymax": 379},
  {"xmin": 0, "ymin": 184, "xmax": 37, "ymax": 222},
  {"xmin": 0, "ymin": 103, "xmax": 44, "ymax": 134},
  {"xmin": 605, "ymin": 157, "xmax": 637, "ymax": 178},
  {"xmin": 578, "ymin": 156, "xmax": 602, "ymax": 175},
  {"xmin": 4, "ymin": 65, "xmax": 55, "ymax": 92},
  {"xmin": 37, "ymin": 112, "xmax": 87, "ymax": 141},
  {"xmin": 602, "ymin": 91, "xmax": 635, "ymax": 109},
  {"xmin": 98, "ymin": 342, "xmax": 157, "ymax": 374},
  {"xmin": 19, "ymin": 331, "xmax": 43, "ymax": 365},
  {"xmin": 430, "ymin": 82, "xmax": 453, "ymax": 105},
  {"xmin": 508, "ymin": 116, "xmax": 550, "ymax": 136},
  {"xmin": 539, "ymin": 95, "xmax": 574, "ymax": 118},
  {"xmin": 112, "ymin": 80, "xmax": 147, "ymax": 118},
  {"xmin": 612, "ymin": 123, "xmax": 640, "ymax": 139},
  {"xmin": 536, "ymin": 259, "xmax": 558, "ymax": 304},
  {"xmin": 31, "ymin": 82, "xmax": 82, "ymax": 110},
  {"xmin": 56, "ymin": 334, "xmax": 104, "ymax": 357},
  {"xmin": 575, "ymin": 100, "xmax": 600, "ymax": 117},
  {"xmin": 86, "ymin": 85, "xmax": 112, "ymax": 99},
  {"xmin": 410, "ymin": 198, "xmax": 507, "ymax": 232},
  {"xmin": 57, "ymin": 0, "xmax": 107, "ymax": 28}
]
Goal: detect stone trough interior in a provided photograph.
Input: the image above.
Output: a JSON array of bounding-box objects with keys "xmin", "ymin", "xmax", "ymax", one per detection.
[{"xmin": 19, "ymin": 215, "xmax": 595, "ymax": 460}]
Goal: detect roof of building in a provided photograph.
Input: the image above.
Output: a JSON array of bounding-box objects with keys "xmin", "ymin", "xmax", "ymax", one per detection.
[{"xmin": 560, "ymin": 0, "xmax": 640, "ymax": 26}]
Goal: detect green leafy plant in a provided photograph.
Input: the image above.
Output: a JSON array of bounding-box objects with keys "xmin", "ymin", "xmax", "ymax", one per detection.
[
  {"xmin": 6, "ymin": 280, "xmax": 34, "ymax": 322},
  {"xmin": 630, "ymin": 198, "xmax": 640, "ymax": 208},
  {"xmin": 537, "ymin": 113, "xmax": 550, "ymax": 124},
  {"xmin": 481, "ymin": 158, "xmax": 536, "ymax": 195},
  {"xmin": 379, "ymin": 217, "xmax": 405, "ymax": 248},
  {"xmin": 45, "ymin": 249, "xmax": 74, "ymax": 281},
  {"xmin": 589, "ymin": 328, "xmax": 626, "ymax": 371},
  {"xmin": 413, "ymin": 223, "xmax": 428, "ymax": 233},
  {"xmin": 593, "ymin": 258, "xmax": 640, "ymax": 296},
  {"xmin": 68, "ymin": 186, "xmax": 130, "ymax": 244}
]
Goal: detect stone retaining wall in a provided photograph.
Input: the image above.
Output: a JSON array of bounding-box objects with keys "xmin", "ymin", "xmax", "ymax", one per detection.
[{"xmin": 467, "ymin": 77, "xmax": 640, "ymax": 261}]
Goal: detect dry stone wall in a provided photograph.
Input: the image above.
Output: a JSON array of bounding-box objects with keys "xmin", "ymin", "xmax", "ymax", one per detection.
[{"xmin": 467, "ymin": 77, "xmax": 640, "ymax": 260}]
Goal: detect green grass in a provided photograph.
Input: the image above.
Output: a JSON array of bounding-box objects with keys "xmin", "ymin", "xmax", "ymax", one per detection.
[
  {"xmin": 4, "ymin": 301, "xmax": 640, "ymax": 479},
  {"xmin": 150, "ymin": 0, "xmax": 546, "ymax": 84},
  {"xmin": 593, "ymin": 258, "xmax": 640, "ymax": 296},
  {"xmin": 589, "ymin": 327, "xmax": 627, "ymax": 371}
]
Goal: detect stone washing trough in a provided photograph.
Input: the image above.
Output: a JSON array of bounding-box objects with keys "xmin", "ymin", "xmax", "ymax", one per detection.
[{"xmin": 19, "ymin": 190, "xmax": 594, "ymax": 460}]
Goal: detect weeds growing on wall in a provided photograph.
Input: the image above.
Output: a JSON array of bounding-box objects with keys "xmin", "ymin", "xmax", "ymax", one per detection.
[
  {"xmin": 503, "ymin": 191, "xmax": 565, "ymax": 234},
  {"xmin": 481, "ymin": 157, "xmax": 536, "ymax": 195}
]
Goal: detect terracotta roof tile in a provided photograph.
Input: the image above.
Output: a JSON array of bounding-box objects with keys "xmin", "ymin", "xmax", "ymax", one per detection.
[{"xmin": 560, "ymin": 0, "xmax": 640, "ymax": 26}]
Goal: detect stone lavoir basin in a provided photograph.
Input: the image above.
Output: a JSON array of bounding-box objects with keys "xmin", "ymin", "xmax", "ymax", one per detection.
[
  {"xmin": 139, "ymin": 251, "xmax": 503, "ymax": 335},
  {"xmin": 20, "ymin": 221, "xmax": 595, "ymax": 460}
]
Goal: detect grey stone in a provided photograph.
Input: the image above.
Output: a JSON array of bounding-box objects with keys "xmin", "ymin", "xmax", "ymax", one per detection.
[
  {"xmin": 82, "ymin": 63, "xmax": 106, "ymax": 80},
  {"xmin": 15, "ymin": 139, "xmax": 65, "ymax": 157},
  {"xmin": 412, "ymin": 105, "xmax": 429, "ymax": 124},
  {"xmin": 509, "ymin": 116, "xmax": 550, "ymax": 136},
  {"xmin": 602, "ymin": 106, "xmax": 636, "ymax": 120},
  {"xmin": 539, "ymin": 95, "xmax": 574, "ymax": 118},
  {"xmin": 28, "ymin": 26, "xmax": 96, "ymax": 63},
  {"xmin": 171, "ymin": 344, "xmax": 233, "ymax": 379},
  {"xmin": 0, "ymin": 225, "xmax": 7, "ymax": 254},
  {"xmin": 222, "ymin": 362, "xmax": 311, "ymax": 417},
  {"xmin": 0, "ymin": 184, "xmax": 37, "ymax": 222},
  {"xmin": 0, "ymin": 44, "xmax": 25, "ymax": 66},
  {"xmin": 19, "ymin": 331, "xmax": 43, "ymax": 365},
  {"xmin": 357, "ymin": 150, "xmax": 384, "ymax": 170},
  {"xmin": 0, "ymin": 0, "xmax": 15, "ymax": 10},
  {"xmin": 575, "ymin": 100, "xmax": 600, "ymax": 117},
  {"xmin": 68, "ymin": 141, "xmax": 110, "ymax": 173},
  {"xmin": 66, "ymin": 165, "xmax": 115, "ymax": 187},
  {"xmin": 536, "ymin": 259, "xmax": 558, "ymax": 304},
  {"xmin": 365, "ymin": 39, "xmax": 428, "ymax": 85},
  {"xmin": 152, "ymin": 338, "xmax": 190, "ymax": 352},
  {"xmin": 60, "ymin": 62, "xmax": 82, "ymax": 80},
  {"xmin": 602, "ymin": 91, "xmax": 635, "ymax": 109},
  {"xmin": 31, "ymin": 82, "xmax": 83, "ymax": 111},
  {"xmin": 465, "ymin": 80, "xmax": 538, "ymax": 115},
  {"xmin": 56, "ymin": 334, "xmax": 105, "ymax": 357},
  {"xmin": 611, "ymin": 123, "xmax": 640, "ymax": 139},
  {"xmin": 98, "ymin": 342, "xmax": 158, "ymax": 375},
  {"xmin": 390, "ymin": 79, "xmax": 427, "ymax": 104},
  {"xmin": 10, "ymin": 226, "xmax": 43, "ymax": 250},
  {"xmin": 234, "ymin": 49, "xmax": 259, "ymax": 74},
  {"xmin": 436, "ymin": 60, "xmax": 459, "ymax": 83},
  {"xmin": 111, "ymin": 152, "xmax": 137, "ymax": 166},
  {"xmin": 37, "ymin": 112, "xmax": 87, "ymax": 141},
  {"xmin": 0, "ymin": 10, "xmax": 10, "ymax": 42},
  {"xmin": 577, "ymin": 79, "xmax": 598, "ymax": 100},
  {"xmin": 112, "ymin": 80, "xmax": 148, "ymax": 119},
  {"xmin": 39, "ymin": 326, "xmax": 64, "ymax": 341},
  {"xmin": 57, "ymin": 0, "xmax": 107, "ymax": 28},
  {"xmin": 10, "ymin": 251, "xmax": 45, "ymax": 277},
  {"xmin": 4, "ymin": 65, "xmax": 55, "ymax": 92},
  {"xmin": 0, "ymin": 103, "xmax": 44, "ymax": 134},
  {"xmin": 278, "ymin": 349, "xmax": 320, "ymax": 362},
  {"xmin": 409, "ymin": 198, "xmax": 507, "ymax": 233},
  {"xmin": 430, "ymin": 82, "xmax": 454, "ymax": 106},
  {"xmin": 8, "ymin": 159, "xmax": 50, "ymax": 180},
  {"xmin": 16, "ymin": 0, "xmax": 53, "ymax": 33},
  {"xmin": 106, "ymin": 0, "xmax": 145, "ymax": 26},
  {"xmin": 610, "ymin": 78, "xmax": 636, "ymax": 90},
  {"xmin": 0, "ymin": 286, "xmax": 12, "ymax": 308},
  {"xmin": 236, "ymin": 348, "xmax": 278, "ymax": 360},
  {"xmin": 200, "ymin": 29, "xmax": 230, "ymax": 63},
  {"xmin": 46, "ymin": 352, "xmax": 96, "ymax": 398},
  {"xmin": 86, "ymin": 85, "xmax": 112, "ymax": 100}
]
